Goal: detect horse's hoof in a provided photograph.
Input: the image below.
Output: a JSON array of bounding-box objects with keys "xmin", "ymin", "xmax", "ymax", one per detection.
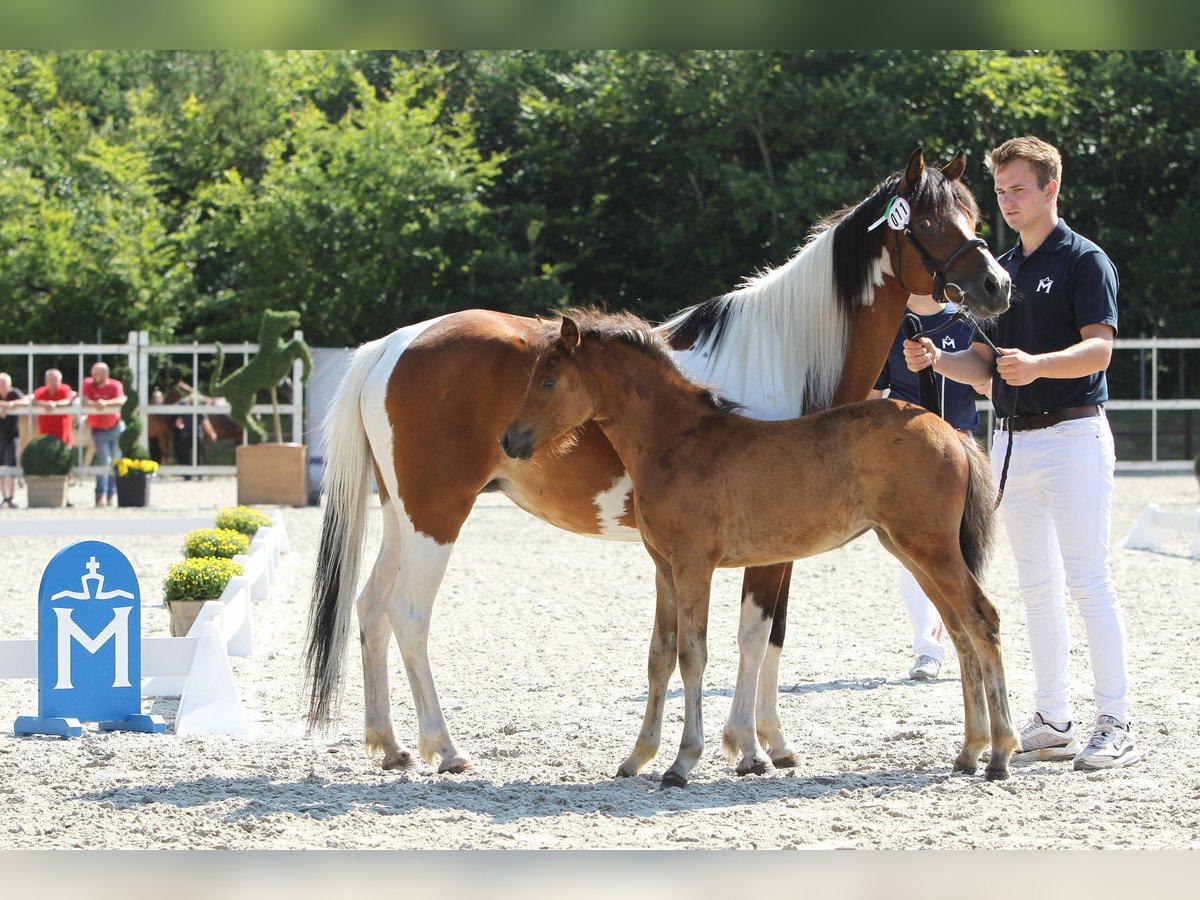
[
  {"xmin": 616, "ymin": 765, "xmax": 636, "ymax": 779},
  {"xmin": 438, "ymin": 758, "xmax": 472, "ymax": 775},
  {"xmin": 736, "ymin": 757, "xmax": 773, "ymax": 777},
  {"xmin": 770, "ymin": 750, "xmax": 800, "ymax": 769},
  {"xmin": 952, "ymin": 759, "xmax": 978, "ymax": 776},
  {"xmin": 984, "ymin": 766, "xmax": 1011, "ymax": 782},
  {"xmin": 660, "ymin": 770, "xmax": 689, "ymax": 789},
  {"xmin": 382, "ymin": 750, "xmax": 418, "ymax": 771}
]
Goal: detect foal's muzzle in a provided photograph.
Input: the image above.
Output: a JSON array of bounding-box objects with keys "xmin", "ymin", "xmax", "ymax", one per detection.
[{"xmin": 501, "ymin": 423, "xmax": 535, "ymax": 460}]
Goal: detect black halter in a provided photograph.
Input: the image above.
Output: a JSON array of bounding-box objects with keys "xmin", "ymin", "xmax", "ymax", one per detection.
[{"xmin": 894, "ymin": 225, "xmax": 988, "ymax": 305}]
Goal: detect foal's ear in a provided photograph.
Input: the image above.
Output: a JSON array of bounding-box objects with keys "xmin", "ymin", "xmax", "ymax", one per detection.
[
  {"xmin": 900, "ymin": 146, "xmax": 926, "ymax": 193},
  {"xmin": 941, "ymin": 150, "xmax": 966, "ymax": 182},
  {"xmin": 559, "ymin": 316, "xmax": 581, "ymax": 353}
]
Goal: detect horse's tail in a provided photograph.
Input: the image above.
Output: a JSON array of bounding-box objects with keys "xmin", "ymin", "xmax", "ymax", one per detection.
[
  {"xmin": 302, "ymin": 334, "xmax": 391, "ymax": 731},
  {"xmin": 958, "ymin": 435, "xmax": 996, "ymax": 581}
]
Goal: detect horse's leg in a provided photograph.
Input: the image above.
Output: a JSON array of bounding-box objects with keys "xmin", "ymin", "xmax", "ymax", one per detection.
[
  {"xmin": 903, "ymin": 545, "xmax": 1018, "ymax": 780},
  {"xmin": 617, "ymin": 553, "xmax": 678, "ymax": 777},
  {"xmin": 722, "ymin": 586, "xmax": 775, "ymax": 776},
  {"xmin": 356, "ymin": 500, "xmax": 415, "ymax": 770},
  {"xmin": 745, "ymin": 563, "xmax": 799, "ymax": 768},
  {"xmin": 387, "ymin": 503, "xmax": 472, "ymax": 774},
  {"xmin": 661, "ymin": 561, "xmax": 715, "ymax": 788}
]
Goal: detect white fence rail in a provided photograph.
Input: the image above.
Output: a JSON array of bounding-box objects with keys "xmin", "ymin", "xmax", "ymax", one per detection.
[{"xmin": 1, "ymin": 331, "xmax": 306, "ymax": 478}]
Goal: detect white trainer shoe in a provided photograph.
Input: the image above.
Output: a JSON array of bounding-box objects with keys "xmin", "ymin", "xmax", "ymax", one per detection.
[
  {"xmin": 1012, "ymin": 711, "xmax": 1081, "ymax": 762},
  {"xmin": 1073, "ymin": 715, "xmax": 1143, "ymax": 771}
]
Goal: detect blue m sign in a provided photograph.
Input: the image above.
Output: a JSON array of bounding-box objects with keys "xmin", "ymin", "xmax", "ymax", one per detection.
[{"xmin": 15, "ymin": 541, "xmax": 164, "ymax": 736}]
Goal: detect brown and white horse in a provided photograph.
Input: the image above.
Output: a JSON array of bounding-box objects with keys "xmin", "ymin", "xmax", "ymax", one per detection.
[
  {"xmin": 303, "ymin": 147, "xmax": 1011, "ymax": 774},
  {"xmin": 501, "ymin": 311, "xmax": 1018, "ymax": 785}
]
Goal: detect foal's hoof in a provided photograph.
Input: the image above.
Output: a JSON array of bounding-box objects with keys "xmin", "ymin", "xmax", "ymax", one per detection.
[
  {"xmin": 952, "ymin": 758, "xmax": 979, "ymax": 777},
  {"xmin": 660, "ymin": 770, "xmax": 689, "ymax": 789},
  {"xmin": 984, "ymin": 766, "xmax": 1011, "ymax": 782},
  {"xmin": 382, "ymin": 750, "xmax": 418, "ymax": 772}
]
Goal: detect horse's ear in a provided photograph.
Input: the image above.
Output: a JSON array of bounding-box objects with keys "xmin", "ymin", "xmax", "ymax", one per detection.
[
  {"xmin": 942, "ymin": 150, "xmax": 966, "ymax": 182},
  {"xmin": 559, "ymin": 317, "xmax": 581, "ymax": 354},
  {"xmin": 900, "ymin": 146, "xmax": 926, "ymax": 193}
]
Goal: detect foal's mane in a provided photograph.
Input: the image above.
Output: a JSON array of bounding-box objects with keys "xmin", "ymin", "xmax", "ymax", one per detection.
[
  {"xmin": 548, "ymin": 309, "xmax": 742, "ymax": 415},
  {"xmin": 659, "ymin": 161, "xmax": 980, "ymax": 415}
]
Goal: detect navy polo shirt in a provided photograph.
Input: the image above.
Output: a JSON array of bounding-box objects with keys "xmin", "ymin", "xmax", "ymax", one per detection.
[
  {"xmin": 875, "ymin": 303, "xmax": 981, "ymax": 432},
  {"xmin": 981, "ymin": 219, "xmax": 1119, "ymax": 418}
]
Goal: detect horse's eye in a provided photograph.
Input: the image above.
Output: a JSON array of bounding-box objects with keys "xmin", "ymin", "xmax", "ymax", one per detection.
[
  {"xmin": 541, "ymin": 379, "xmax": 556, "ymax": 390},
  {"xmin": 920, "ymin": 219, "xmax": 933, "ymax": 229}
]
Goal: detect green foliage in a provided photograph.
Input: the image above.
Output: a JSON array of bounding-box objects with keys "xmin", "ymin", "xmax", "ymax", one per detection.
[
  {"xmin": 118, "ymin": 389, "xmax": 151, "ymax": 458},
  {"xmin": 213, "ymin": 309, "xmax": 312, "ymax": 440},
  {"xmin": 2, "ymin": 50, "xmax": 1199, "ymax": 392},
  {"xmin": 162, "ymin": 556, "xmax": 243, "ymax": 602},
  {"xmin": 214, "ymin": 505, "xmax": 272, "ymax": 536},
  {"xmin": 183, "ymin": 527, "xmax": 251, "ymax": 560},
  {"xmin": 20, "ymin": 434, "xmax": 73, "ymax": 475}
]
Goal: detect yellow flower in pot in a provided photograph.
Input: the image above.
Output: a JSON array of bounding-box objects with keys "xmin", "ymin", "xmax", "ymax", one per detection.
[{"xmin": 162, "ymin": 556, "xmax": 243, "ymax": 637}]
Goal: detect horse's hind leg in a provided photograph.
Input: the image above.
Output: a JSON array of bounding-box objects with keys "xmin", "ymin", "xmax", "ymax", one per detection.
[
  {"xmin": 618, "ymin": 554, "xmax": 678, "ymax": 777},
  {"xmin": 388, "ymin": 512, "xmax": 471, "ymax": 774},
  {"xmin": 746, "ymin": 563, "xmax": 800, "ymax": 768},
  {"xmin": 357, "ymin": 504, "xmax": 416, "ymax": 770}
]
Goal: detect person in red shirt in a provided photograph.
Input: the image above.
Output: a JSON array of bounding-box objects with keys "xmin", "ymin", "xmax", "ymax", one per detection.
[
  {"xmin": 81, "ymin": 361, "xmax": 126, "ymax": 506},
  {"xmin": 32, "ymin": 368, "xmax": 76, "ymax": 445}
]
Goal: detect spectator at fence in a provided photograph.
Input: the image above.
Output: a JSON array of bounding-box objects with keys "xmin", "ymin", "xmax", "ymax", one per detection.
[
  {"xmin": 81, "ymin": 362, "xmax": 126, "ymax": 507},
  {"xmin": 0, "ymin": 372, "xmax": 29, "ymax": 508},
  {"xmin": 31, "ymin": 368, "xmax": 76, "ymax": 445}
]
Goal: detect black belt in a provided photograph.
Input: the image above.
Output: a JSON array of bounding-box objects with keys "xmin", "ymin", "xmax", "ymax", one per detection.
[{"xmin": 997, "ymin": 404, "xmax": 1101, "ymax": 433}]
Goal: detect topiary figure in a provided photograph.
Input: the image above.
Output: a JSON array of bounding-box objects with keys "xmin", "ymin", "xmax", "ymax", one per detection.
[
  {"xmin": 118, "ymin": 389, "xmax": 152, "ymax": 460},
  {"xmin": 211, "ymin": 309, "xmax": 313, "ymax": 443}
]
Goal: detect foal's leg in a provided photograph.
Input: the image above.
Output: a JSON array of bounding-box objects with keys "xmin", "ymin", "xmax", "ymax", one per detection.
[
  {"xmin": 357, "ymin": 501, "xmax": 416, "ymax": 770},
  {"xmin": 721, "ymin": 592, "xmax": 775, "ymax": 776},
  {"xmin": 745, "ymin": 563, "xmax": 800, "ymax": 767},
  {"xmin": 662, "ymin": 563, "xmax": 715, "ymax": 788},
  {"xmin": 618, "ymin": 556, "xmax": 678, "ymax": 777},
  {"xmin": 909, "ymin": 556, "xmax": 1018, "ymax": 780}
]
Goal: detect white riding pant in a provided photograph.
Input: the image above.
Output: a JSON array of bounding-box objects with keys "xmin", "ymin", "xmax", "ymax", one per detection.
[
  {"xmin": 990, "ymin": 414, "xmax": 1131, "ymax": 725},
  {"xmin": 900, "ymin": 568, "xmax": 945, "ymax": 663}
]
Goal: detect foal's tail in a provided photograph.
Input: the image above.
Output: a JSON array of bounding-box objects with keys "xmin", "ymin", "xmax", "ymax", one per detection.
[
  {"xmin": 303, "ymin": 334, "xmax": 391, "ymax": 731},
  {"xmin": 958, "ymin": 436, "xmax": 997, "ymax": 581}
]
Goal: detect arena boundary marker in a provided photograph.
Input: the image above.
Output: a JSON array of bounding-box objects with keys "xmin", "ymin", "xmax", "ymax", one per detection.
[
  {"xmin": 1, "ymin": 512, "xmax": 288, "ymax": 736},
  {"xmin": 1119, "ymin": 503, "xmax": 1200, "ymax": 559}
]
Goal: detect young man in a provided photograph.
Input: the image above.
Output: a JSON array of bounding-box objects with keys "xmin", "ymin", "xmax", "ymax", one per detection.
[
  {"xmin": 81, "ymin": 362, "xmax": 126, "ymax": 506},
  {"xmin": 904, "ymin": 135, "xmax": 1140, "ymax": 770},
  {"xmin": 31, "ymin": 368, "xmax": 76, "ymax": 445},
  {"xmin": 871, "ymin": 295, "xmax": 989, "ymax": 682},
  {"xmin": 0, "ymin": 372, "xmax": 29, "ymax": 507}
]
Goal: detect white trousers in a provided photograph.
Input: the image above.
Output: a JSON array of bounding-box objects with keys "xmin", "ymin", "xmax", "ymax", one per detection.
[
  {"xmin": 990, "ymin": 414, "xmax": 1131, "ymax": 725},
  {"xmin": 900, "ymin": 568, "xmax": 945, "ymax": 662}
]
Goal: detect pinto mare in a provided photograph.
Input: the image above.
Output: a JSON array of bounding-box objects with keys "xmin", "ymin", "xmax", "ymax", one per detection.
[
  {"xmin": 501, "ymin": 312, "xmax": 1017, "ymax": 785},
  {"xmin": 303, "ymin": 147, "xmax": 1012, "ymax": 774}
]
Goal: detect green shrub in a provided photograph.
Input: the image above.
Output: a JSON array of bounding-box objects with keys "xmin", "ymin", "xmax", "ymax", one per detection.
[
  {"xmin": 183, "ymin": 527, "xmax": 251, "ymax": 560},
  {"xmin": 214, "ymin": 505, "xmax": 273, "ymax": 536},
  {"xmin": 20, "ymin": 434, "xmax": 73, "ymax": 476},
  {"xmin": 163, "ymin": 557, "xmax": 244, "ymax": 602}
]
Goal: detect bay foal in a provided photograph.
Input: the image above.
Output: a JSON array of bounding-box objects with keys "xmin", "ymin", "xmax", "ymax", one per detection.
[{"xmin": 502, "ymin": 311, "xmax": 1018, "ymax": 786}]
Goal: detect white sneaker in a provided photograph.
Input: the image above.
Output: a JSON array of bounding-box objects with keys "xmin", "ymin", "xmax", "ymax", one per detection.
[
  {"xmin": 908, "ymin": 655, "xmax": 941, "ymax": 681},
  {"xmin": 1012, "ymin": 712, "xmax": 1081, "ymax": 762},
  {"xmin": 1073, "ymin": 715, "xmax": 1143, "ymax": 771}
]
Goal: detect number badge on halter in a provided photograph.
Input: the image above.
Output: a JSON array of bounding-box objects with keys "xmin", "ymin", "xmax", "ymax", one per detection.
[{"xmin": 868, "ymin": 196, "xmax": 911, "ymax": 232}]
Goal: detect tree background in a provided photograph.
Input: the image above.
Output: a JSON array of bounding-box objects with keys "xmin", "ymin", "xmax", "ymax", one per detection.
[{"xmin": 2, "ymin": 50, "xmax": 1198, "ymax": 398}]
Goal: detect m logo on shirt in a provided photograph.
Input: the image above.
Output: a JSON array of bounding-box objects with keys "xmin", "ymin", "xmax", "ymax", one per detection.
[
  {"xmin": 941, "ymin": 336, "xmax": 957, "ymax": 350},
  {"xmin": 1037, "ymin": 277, "xmax": 1054, "ymax": 293}
]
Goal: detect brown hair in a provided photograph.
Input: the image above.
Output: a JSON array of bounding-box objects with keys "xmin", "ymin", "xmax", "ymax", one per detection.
[{"xmin": 986, "ymin": 136, "xmax": 1062, "ymax": 188}]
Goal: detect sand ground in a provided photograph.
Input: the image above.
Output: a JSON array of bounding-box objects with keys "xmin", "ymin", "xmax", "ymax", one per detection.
[{"xmin": 0, "ymin": 472, "xmax": 1197, "ymax": 852}]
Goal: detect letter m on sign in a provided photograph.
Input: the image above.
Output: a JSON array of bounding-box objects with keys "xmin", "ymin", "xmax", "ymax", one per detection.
[{"xmin": 37, "ymin": 541, "xmax": 143, "ymax": 723}]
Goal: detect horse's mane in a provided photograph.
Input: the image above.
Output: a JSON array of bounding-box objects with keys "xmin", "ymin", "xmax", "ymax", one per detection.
[
  {"xmin": 659, "ymin": 162, "xmax": 980, "ymax": 416},
  {"xmin": 546, "ymin": 308, "xmax": 743, "ymax": 415}
]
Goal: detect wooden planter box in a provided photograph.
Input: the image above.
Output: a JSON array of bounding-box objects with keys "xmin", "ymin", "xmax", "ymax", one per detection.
[
  {"xmin": 236, "ymin": 443, "xmax": 308, "ymax": 506},
  {"xmin": 25, "ymin": 474, "xmax": 70, "ymax": 508}
]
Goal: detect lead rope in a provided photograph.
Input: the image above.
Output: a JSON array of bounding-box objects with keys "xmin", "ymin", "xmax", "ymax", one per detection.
[{"xmin": 910, "ymin": 310, "xmax": 1012, "ymax": 509}]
